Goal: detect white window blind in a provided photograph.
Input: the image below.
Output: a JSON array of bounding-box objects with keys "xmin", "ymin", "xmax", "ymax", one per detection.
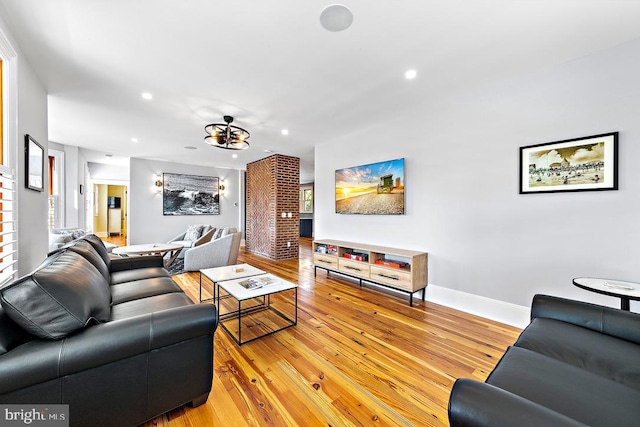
[{"xmin": 0, "ymin": 164, "xmax": 17, "ymax": 286}]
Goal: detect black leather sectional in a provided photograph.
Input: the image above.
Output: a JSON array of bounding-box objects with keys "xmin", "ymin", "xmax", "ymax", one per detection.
[
  {"xmin": 0, "ymin": 234, "xmax": 218, "ymax": 427},
  {"xmin": 449, "ymin": 294, "xmax": 640, "ymax": 426}
]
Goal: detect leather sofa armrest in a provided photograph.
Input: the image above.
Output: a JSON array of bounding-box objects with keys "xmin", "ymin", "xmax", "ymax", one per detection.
[
  {"xmin": 110, "ymin": 254, "xmax": 165, "ymax": 272},
  {"xmin": 531, "ymin": 294, "xmax": 640, "ymax": 345},
  {"xmin": 0, "ymin": 304, "xmax": 217, "ymax": 395},
  {"xmin": 448, "ymin": 378, "xmax": 587, "ymax": 427}
]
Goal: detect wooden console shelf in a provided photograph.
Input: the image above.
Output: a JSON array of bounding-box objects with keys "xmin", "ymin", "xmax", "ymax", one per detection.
[{"xmin": 313, "ymin": 239, "xmax": 428, "ymax": 306}]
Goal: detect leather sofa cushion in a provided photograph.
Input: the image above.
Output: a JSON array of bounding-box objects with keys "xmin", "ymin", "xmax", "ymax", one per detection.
[
  {"xmin": 0, "ymin": 251, "xmax": 111, "ymax": 339},
  {"xmin": 515, "ymin": 317, "xmax": 640, "ymax": 391},
  {"xmin": 487, "ymin": 346, "xmax": 640, "ymax": 426},
  {"xmin": 80, "ymin": 234, "xmax": 112, "ymax": 270},
  {"xmin": 0, "ymin": 306, "xmax": 32, "ymax": 355},
  {"xmin": 64, "ymin": 239, "xmax": 110, "ymax": 281},
  {"xmin": 110, "ymin": 267, "xmax": 169, "ymax": 285},
  {"xmin": 110, "ymin": 277, "xmax": 183, "ymax": 305},
  {"xmin": 110, "ymin": 293, "xmax": 193, "ymax": 321}
]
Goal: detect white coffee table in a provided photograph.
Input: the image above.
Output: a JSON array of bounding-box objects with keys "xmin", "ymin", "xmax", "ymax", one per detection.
[
  {"xmin": 212, "ymin": 271, "xmax": 298, "ymax": 345},
  {"xmin": 112, "ymin": 242, "xmax": 184, "ymax": 268},
  {"xmin": 199, "ymin": 263, "xmax": 265, "ymax": 303}
]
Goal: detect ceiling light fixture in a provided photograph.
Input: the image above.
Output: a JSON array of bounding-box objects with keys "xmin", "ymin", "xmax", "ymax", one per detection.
[
  {"xmin": 405, "ymin": 69, "xmax": 417, "ymax": 80},
  {"xmin": 204, "ymin": 116, "xmax": 250, "ymax": 150},
  {"xmin": 281, "ymin": 129, "xmax": 289, "ymax": 135},
  {"xmin": 141, "ymin": 92, "xmax": 153, "ymax": 100},
  {"xmin": 131, "ymin": 137, "xmax": 139, "ymax": 143},
  {"xmin": 320, "ymin": 4, "xmax": 353, "ymax": 32}
]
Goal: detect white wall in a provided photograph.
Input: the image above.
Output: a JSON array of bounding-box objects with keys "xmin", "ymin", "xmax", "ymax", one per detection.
[
  {"xmin": 87, "ymin": 160, "xmax": 130, "ymax": 182},
  {"xmin": 315, "ymin": 38, "xmax": 640, "ymax": 321},
  {"xmin": 128, "ymin": 158, "xmax": 242, "ymax": 244},
  {"xmin": 0, "ymin": 19, "xmax": 50, "ymax": 276}
]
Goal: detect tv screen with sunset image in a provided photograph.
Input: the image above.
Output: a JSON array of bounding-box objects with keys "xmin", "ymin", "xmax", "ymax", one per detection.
[{"xmin": 335, "ymin": 158, "xmax": 405, "ymax": 215}]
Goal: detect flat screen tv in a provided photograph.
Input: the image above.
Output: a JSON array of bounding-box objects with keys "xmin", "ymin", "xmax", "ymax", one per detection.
[{"xmin": 335, "ymin": 158, "xmax": 405, "ymax": 215}]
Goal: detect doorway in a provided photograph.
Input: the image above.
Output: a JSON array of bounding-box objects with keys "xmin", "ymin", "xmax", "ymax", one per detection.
[{"xmin": 91, "ymin": 183, "xmax": 128, "ymax": 244}]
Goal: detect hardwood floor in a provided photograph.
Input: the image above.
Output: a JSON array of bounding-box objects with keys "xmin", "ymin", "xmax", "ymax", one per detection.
[{"xmin": 141, "ymin": 238, "xmax": 521, "ymax": 426}]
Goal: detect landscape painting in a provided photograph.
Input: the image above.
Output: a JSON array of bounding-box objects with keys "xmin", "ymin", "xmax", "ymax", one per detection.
[
  {"xmin": 163, "ymin": 173, "xmax": 220, "ymax": 215},
  {"xmin": 520, "ymin": 132, "xmax": 618, "ymax": 194},
  {"xmin": 335, "ymin": 158, "xmax": 405, "ymax": 215}
]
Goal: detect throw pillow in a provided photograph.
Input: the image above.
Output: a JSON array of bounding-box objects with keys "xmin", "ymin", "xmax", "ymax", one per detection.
[
  {"xmin": 184, "ymin": 224, "xmax": 205, "ymax": 241},
  {"xmin": 0, "ymin": 251, "xmax": 111, "ymax": 340},
  {"xmin": 213, "ymin": 228, "xmax": 223, "ymax": 240}
]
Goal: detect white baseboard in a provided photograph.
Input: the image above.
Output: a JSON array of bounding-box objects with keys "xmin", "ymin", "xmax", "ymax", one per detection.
[{"xmin": 425, "ymin": 284, "xmax": 530, "ymax": 329}]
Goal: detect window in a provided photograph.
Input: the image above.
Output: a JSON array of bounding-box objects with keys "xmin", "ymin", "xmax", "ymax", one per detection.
[
  {"xmin": 300, "ymin": 184, "xmax": 313, "ymax": 213},
  {"xmin": 0, "ymin": 32, "xmax": 19, "ymax": 286}
]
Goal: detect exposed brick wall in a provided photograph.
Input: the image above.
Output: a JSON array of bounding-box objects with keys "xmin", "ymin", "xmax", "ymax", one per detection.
[{"xmin": 246, "ymin": 154, "xmax": 300, "ymax": 260}]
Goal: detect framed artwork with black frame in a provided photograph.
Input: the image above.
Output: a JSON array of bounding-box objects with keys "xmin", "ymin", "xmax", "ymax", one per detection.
[
  {"xmin": 162, "ymin": 172, "xmax": 220, "ymax": 215},
  {"xmin": 519, "ymin": 132, "xmax": 618, "ymax": 194},
  {"xmin": 25, "ymin": 134, "xmax": 45, "ymax": 192}
]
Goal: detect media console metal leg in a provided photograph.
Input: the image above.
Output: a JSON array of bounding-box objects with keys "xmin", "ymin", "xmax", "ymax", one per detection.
[{"xmin": 422, "ymin": 287, "xmax": 426, "ymax": 301}]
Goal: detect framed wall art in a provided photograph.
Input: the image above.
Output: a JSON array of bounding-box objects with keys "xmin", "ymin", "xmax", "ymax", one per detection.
[
  {"xmin": 335, "ymin": 158, "xmax": 405, "ymax": 214},
  {"xmin": 162, "ymin": 172, "xmax": 220, "ymax": 215},
  {"xmin": 25, "ymin": 134, "xmax": 45, "ymax": 192},
  {"xmin": 519, "ymin": 132, "xmax": 618, "ymax": 194}
]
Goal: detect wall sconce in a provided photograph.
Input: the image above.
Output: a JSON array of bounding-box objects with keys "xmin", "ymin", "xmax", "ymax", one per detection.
[
  {"xmin": 219, "ymin": 181, "xmax": 225, "ymax": 196},
  {"xmin": 154, "ymin": 174, "xmax": 163, "ymax": 193}
]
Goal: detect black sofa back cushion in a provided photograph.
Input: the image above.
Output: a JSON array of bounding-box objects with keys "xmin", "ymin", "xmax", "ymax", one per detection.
[
  {"xmin": 64, "ymin": 239, "xmax": 110, "ymax": 281},
  {"xmin": 0, "ymin": 306, "xmax": 33, "ymax": 355},
  {"xmin": 80, "ymin": 234, "xmax": 112, "ymax": 270},
  {"xmin": 0, "ymin": 250, "xmax": 111, "ymax": 339}
]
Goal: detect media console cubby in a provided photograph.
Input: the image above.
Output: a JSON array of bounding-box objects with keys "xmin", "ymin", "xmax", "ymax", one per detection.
[{"xmin": 313, "ymin": 239, "xmax": 428, "ymax": 306}]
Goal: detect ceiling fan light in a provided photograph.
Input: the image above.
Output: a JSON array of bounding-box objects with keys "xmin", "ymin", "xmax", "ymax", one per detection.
[{"xmin": 204, "ymin": 116, "xmax": 250, "ymax": 150}]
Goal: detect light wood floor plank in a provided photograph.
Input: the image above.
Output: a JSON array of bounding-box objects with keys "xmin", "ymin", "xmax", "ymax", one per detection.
[{"xmin": 140, "ymin": 238, "xmax": 521, "ymax": 426}]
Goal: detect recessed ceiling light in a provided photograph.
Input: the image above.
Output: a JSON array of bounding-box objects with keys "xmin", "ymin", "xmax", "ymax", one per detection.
[
  {"xmin": 232, "ymin": 154, "xmax": 238, "ymax": 159},
  {"xmin": 131, "ymin": 137, "xmax": 139, "ymax": 143},
  {"xmin": 264, "ymin": 149, "xmax": 273, "ymax": 153},
  {"xmin": 141, "ymin": 92, "xmax": 153, "ymax": 100},
  {"xmin": 405, "ymin": 69, "xmax": 417, "ymax": 80},
  {"xmin": 320, "ymin": 4, "xmax": 353, "ymax": 32},
  {"xmin": 184, "ymin": 146, "xmax": 197, "ymax": 150},
  {"xmin": 281, "ymin": 129, "xmax": 289, "ymax": 135}
]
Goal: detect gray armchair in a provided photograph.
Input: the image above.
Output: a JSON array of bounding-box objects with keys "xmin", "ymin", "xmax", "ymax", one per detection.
[
  {"xmin": 168, "ymin": 225, "xmax": 215, "ymax": 258},
  {"xmin": 183, "ymin": 231, "xmax": 242, "ymax": 272}
]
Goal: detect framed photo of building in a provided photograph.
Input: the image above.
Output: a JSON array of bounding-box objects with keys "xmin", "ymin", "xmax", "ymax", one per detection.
[{"xmin": 519, "ymin": 132, "xmax": 618, "ymax": 194}]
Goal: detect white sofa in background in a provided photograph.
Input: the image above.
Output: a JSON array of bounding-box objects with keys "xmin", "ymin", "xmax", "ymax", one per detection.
[
  {"xmin": 48, "ymin": 228, "xmax": 117, "ymax": 253},
  {"xmin": 183, "ymin": 228, "xmax": 241, "ymax": 272},
  {"xmin": 168, "ymin": 224, "xmax": 216, "ymax": 259}
]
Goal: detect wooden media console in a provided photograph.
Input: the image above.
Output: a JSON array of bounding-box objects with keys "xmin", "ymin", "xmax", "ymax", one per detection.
[{"xmin": 313, "ymin": 239, "xmax": 428, "ymax": 306}]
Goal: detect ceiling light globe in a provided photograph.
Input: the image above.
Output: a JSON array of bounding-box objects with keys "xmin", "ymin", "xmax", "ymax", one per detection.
[{"xmin": 405, "ymin": 69, "xmax": 417, "ymax": 80}]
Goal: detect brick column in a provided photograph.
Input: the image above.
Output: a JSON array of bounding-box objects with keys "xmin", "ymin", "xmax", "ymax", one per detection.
[{"xmin": 246, "ymin": 154, "xmax": 300, "ymax": 260}]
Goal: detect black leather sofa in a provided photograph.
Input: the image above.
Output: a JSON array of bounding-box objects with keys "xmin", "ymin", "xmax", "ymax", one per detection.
[
  {"xmin": 448, "ymin": 294, "xmax": 640, "ymax": 426},
  {"xmin": 0, "ymin": 234, "xmax": 218, "ymax": 427}
]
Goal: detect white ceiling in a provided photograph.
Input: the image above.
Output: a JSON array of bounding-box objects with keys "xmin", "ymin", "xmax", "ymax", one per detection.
[{"xmin": 1, "ymin": 0, "xmax": 640, "ymax": 183}]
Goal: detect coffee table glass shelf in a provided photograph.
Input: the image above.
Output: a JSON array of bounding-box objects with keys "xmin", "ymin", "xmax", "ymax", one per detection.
[{"xmin": 200, "ymin": 264, "xmax": 297, "ymax": 345}]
